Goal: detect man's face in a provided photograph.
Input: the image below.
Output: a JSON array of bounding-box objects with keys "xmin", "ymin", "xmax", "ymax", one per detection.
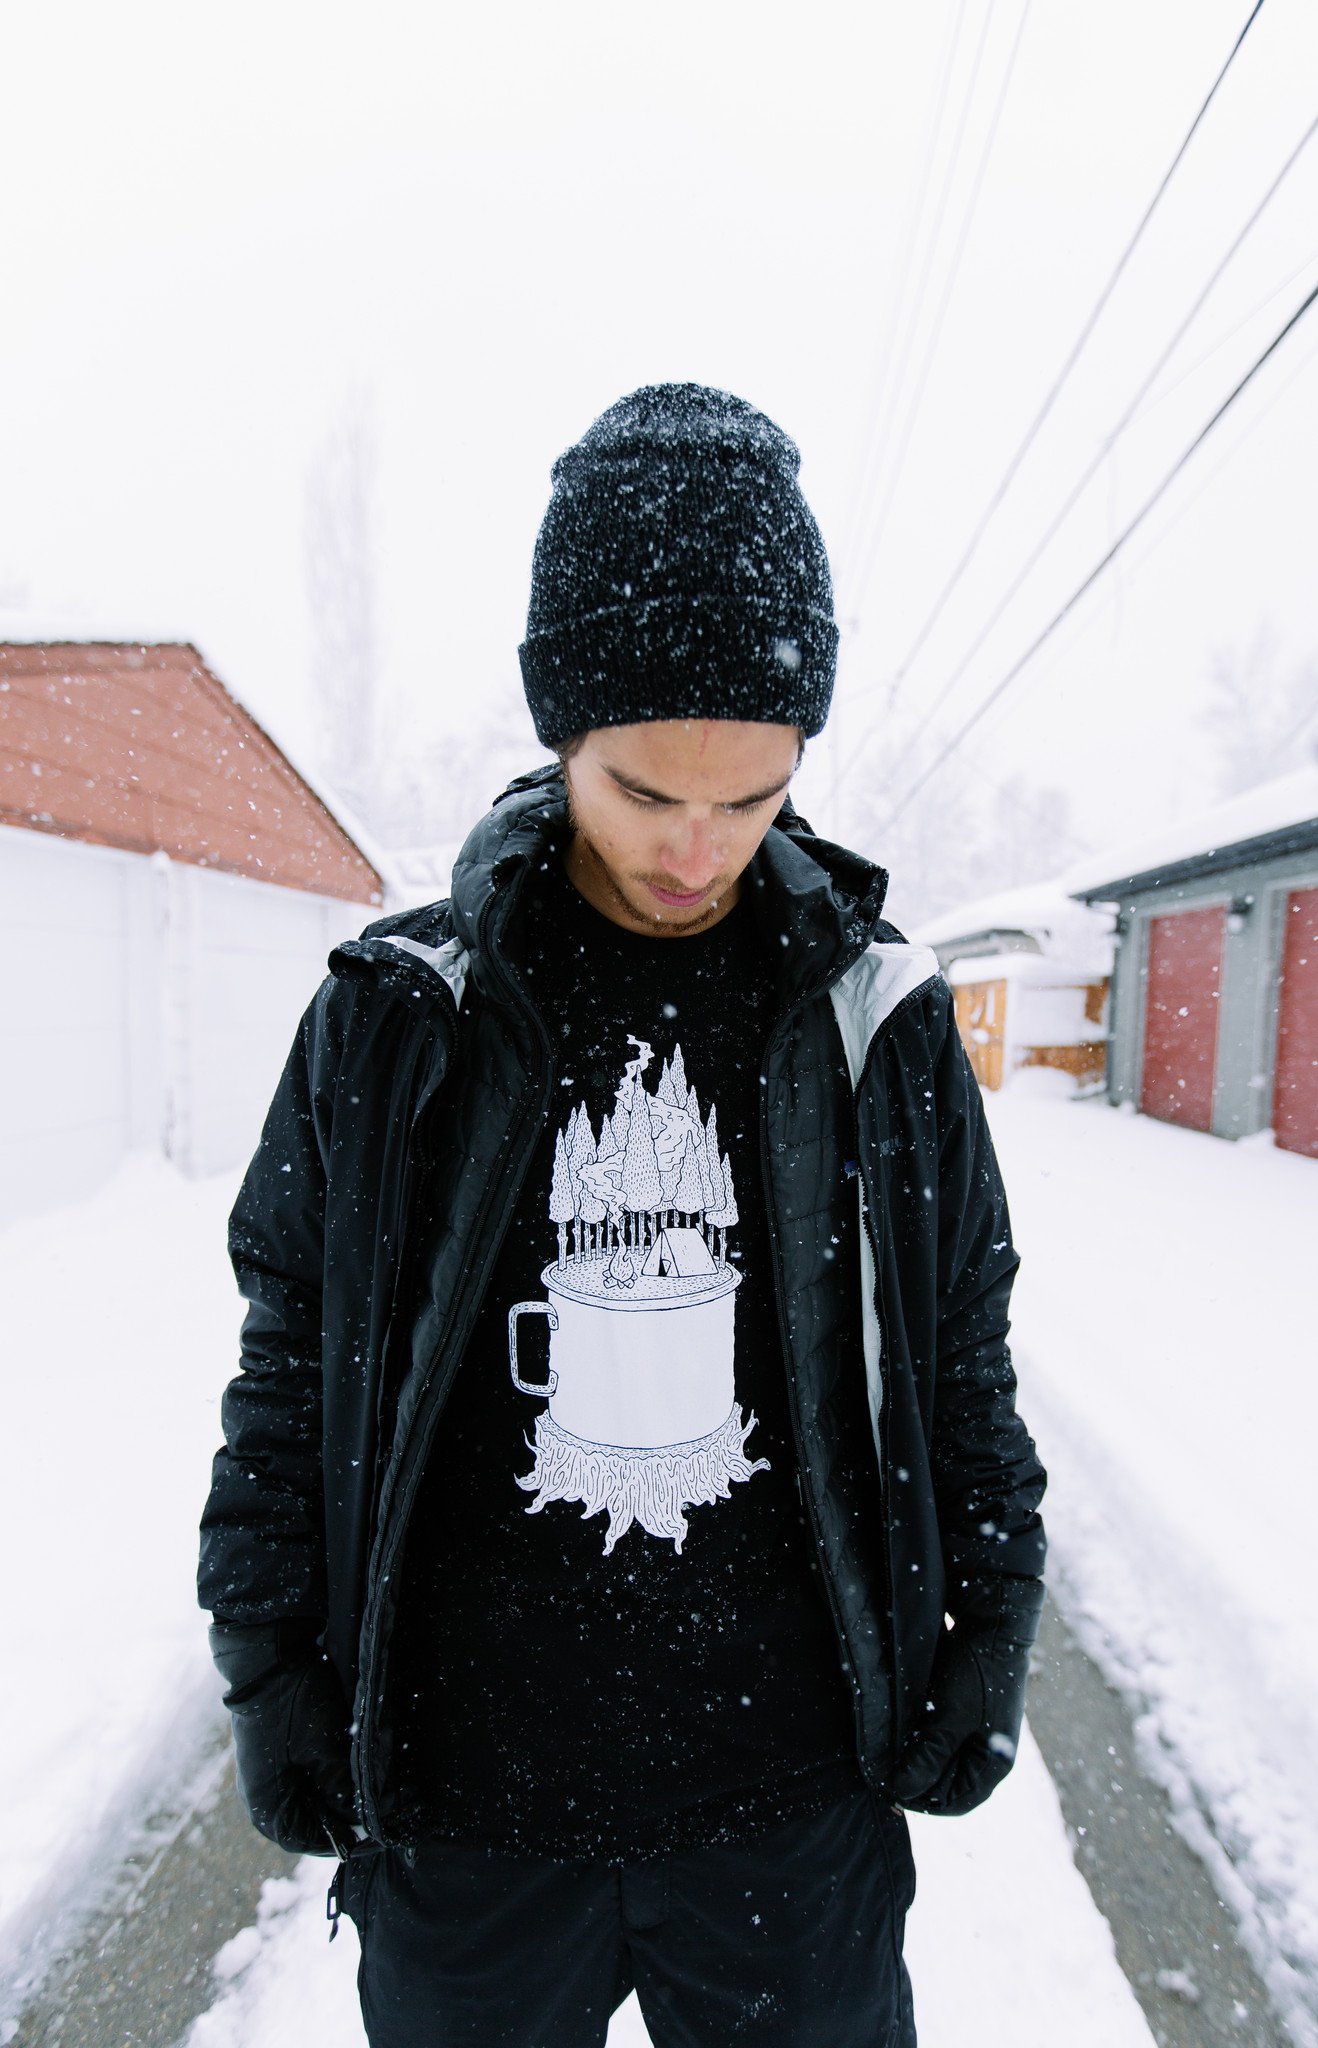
[{"xmin": 562, "ymin": 718, "xmax": 801, "ymax": 937}]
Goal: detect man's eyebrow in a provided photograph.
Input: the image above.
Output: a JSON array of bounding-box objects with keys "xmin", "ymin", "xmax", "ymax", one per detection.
[{"xmin": 603, "ymin": 765, "xmax": 793, "ymax": 807}]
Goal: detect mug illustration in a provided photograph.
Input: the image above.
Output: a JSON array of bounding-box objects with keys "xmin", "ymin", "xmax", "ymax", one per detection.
[{"xmin": 508, "ymin": 1035, "xmax": 767, "ymax": 1552}]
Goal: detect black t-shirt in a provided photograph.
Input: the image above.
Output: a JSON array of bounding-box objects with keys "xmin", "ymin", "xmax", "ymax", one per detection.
[{"xmin": 391, "ymin": 856, "xmax": 862, "ymax": 1859}]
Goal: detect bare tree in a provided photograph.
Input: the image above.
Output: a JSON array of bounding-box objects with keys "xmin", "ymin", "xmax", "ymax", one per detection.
[
  {"xmin": 837, "ymin": 721, "xmax": 1081, "ymax": 930},
  {"xmin": 1202, "ymin": 627, "xmax": 1318, "ymax": 799},
  {"xmin": 372, "ymin": 700, "xmax": 536, "ymax": 849},
  {"xmin": 305, "ymin": 388, "xmax": 380, "ymax": 816}
]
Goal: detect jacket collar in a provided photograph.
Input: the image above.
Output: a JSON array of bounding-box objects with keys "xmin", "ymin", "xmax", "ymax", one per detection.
[{"xmin": 449, "ymin": 764, "xmax": 891, "ymax": 1015}]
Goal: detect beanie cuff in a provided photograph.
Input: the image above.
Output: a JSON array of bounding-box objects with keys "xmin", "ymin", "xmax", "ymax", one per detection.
[{"xmin": 519, "ymin": 593, "xmax": 838, "ymax": 749}]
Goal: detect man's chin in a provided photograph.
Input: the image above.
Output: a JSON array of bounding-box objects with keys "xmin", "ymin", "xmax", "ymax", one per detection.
[
  {"xmin": 564, "ymin": 827, "xmax": 736, "ymax": 934},
  {"xmin": 627, "ymin": 878, "xmax": 732, "ymax": 933}
]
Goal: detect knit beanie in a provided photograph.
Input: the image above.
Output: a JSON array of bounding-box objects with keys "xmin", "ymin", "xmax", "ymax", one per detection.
[{"xmin": 519, "ymin": 384, "xmax": 838, "ymax": 748}]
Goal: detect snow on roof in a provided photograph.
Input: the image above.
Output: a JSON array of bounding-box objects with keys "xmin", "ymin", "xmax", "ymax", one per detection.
[
  {"xmin": 1069, "ymin": 766, "xmax": 1318, "ymax": 900},
  {"xmin": 946, "ymin": 950, "xmax": 1106, "ymax": 989},
  {"xmin": 0, "ymin": 606, "xmax": 196, "ymax": 646},
  {"xmin": 914, "ymin": 876, "xmax": 1114, "ymax": 975}
]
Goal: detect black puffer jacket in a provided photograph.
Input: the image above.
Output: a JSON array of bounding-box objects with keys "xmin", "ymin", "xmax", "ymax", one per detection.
[{"xmin": 198, "ymin": 769, "xmax": 1046, "ymax": 1840}]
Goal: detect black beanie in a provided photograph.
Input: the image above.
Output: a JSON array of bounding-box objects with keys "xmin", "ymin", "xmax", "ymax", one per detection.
[{"xmin": 519, "ymin": 383, "xmax": 838, "ymax": 748}]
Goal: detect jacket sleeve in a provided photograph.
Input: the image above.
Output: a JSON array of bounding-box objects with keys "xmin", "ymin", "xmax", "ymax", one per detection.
[
  {"xmin": 928, "ymin": 988, "xmax": 1046, "ymax": 1614},
  {"xmin": 197, "ymin": 978, "xmax": 345, "ymax": 1625}
]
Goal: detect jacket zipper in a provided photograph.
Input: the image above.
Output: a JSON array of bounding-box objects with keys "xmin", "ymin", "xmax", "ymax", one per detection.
[
  {"xmin": 757, "ymin": 1001, "xmax": 873, "ymax": 1774},
  {"xmin": 847, "ymin": 992, "xmax": 938, "ymax": 1766},
  {"xmin": 755, "ymin": 959, "xmax": 932, "ymax": 1780},
  {"xmin": 357, "ymin": 947, "xmax": 554, "ymax": 1837},
  {"xmin": 854, "ymin": 1115, "xmax": 898, "ymax": 1767}
]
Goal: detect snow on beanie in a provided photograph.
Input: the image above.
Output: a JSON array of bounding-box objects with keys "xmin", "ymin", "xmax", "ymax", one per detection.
[{"xmin": 519, "ymin": 384, "xmax": 838, "ymax": 748}]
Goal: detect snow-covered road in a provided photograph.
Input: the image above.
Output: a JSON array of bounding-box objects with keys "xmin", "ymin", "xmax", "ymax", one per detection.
[
  {"xmin": 3, "ymin": 1066, "xmax": 1314, "ymax": 2041},
  {"xmin": 185, "ymin": 1730, "xmax": 1155, "ymax": 2048},
  {"xmin": 987, "ymin": 1073, "xmax": 1318, "ymax": 2046},
  {"xmin": 0, "ymin": 1156, "xmax": 241, "ymax": 2021}
]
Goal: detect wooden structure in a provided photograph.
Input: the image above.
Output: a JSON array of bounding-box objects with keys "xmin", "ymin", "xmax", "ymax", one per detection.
[
  {"xmin": 950, "ymin": 960, "xmax": 1108, "ymax": 1093},
  {"xmin": 919, "ymin": 880, "xmax": 1114, "ymax": 1093}
]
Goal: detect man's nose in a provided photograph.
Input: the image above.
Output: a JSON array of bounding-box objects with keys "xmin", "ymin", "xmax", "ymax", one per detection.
[{"xmin": 661, "ymin": 812, "xmax": 724, "ymax": 886}]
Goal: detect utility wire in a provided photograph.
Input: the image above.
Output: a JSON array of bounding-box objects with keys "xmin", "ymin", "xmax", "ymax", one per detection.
[
  {"xmin": 847, "ymin": 0, "xmax": 1032, "ymax": 649},
  {"xmin": 837, "ymin": 1, "xmax": 967, "ymax": 606},
  {"xmin": 844, "ymin": 2, "xmax": 999, "ymax": 604},
  {"xmin": 1128, "ymin": 244, "xmax": 1318, "ymax": 425},
  {"xmin": 872, "ymin": 273, "xmax": 1318, "ymax": 836},
  {"xmin": 872, "ymin": 0, "xmax": 1269, "ymax": 695},
  {"xmin": 894, "ymin": 316, "xmax": 1318, "ymax": 783},
  {"xmin": 849, "ymin": 108, "xmax": 1318, "ymax": 796}
]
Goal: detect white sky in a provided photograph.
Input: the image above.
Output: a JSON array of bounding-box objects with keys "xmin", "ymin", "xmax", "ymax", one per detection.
[{"xmin": 3, "ymin": 0, "xmax": 1317, "ymax": 860}]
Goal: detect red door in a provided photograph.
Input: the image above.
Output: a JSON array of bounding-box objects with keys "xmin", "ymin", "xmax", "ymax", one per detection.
[
  {"xmin": 1274, "ymin": 887, "xmax": 1318, "ymax": 1159},
  {"xmin": 1140, "ymin": 906, "xmax": 1226, "ymax": 1132}
]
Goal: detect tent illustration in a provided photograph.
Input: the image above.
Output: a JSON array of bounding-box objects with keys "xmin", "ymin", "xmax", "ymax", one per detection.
[{"xmin": 640, "ymin": 1226, "xmax": 716, "ymax": 1281}]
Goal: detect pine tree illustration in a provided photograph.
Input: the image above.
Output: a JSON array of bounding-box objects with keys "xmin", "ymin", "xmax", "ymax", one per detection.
[
  {"xmin": 702, "ymin": 1110, "xmax": 726, "ymax": 1240},
  {"xmin": 671, "ymin": 1131, "xmax": 705, "ymax": 1224},
  {"xmin": 549, "ymin": 1129, "xmax": 574, "ymax": 1269},
  {"xmin": 620, "ymin": 1094, "xmax": 663, "ymax": 1245},
  {"xmin": 579, "ymin": 1179, "xmax": 607, "ymax": 1256},
  {"xmin": 566, "ymin": 1107, "xmax": 596, "ymax": 1256},
  {"xmin": 721, "ymin": 1151, "xmax": 738, "ymax": 1247},
  {"xmin": 696, "ymin": 1122, "xmax": 717, "ymax": 1212}
]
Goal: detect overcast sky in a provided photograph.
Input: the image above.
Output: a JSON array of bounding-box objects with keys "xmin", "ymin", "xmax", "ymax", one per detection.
[{"xmin": 4, "ymin": 0, "xmax": 1316, "ymax": 875}]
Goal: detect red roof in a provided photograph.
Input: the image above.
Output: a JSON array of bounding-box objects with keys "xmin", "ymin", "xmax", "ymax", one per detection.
[{"xmin": 0, "ymin": 641, "xmax": 383, "ymax": 905}]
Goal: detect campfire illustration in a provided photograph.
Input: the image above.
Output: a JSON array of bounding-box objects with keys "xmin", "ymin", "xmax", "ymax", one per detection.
[{"xmin": 507, "ymin": 1036, "xmax": 767, "ymax": 1552}]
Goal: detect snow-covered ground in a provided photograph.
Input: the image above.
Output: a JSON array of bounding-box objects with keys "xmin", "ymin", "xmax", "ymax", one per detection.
[
  {"xmin": 3, "ymin": 1071, "xmax": 1314, "ymax": 2041},
  {"xmin": 987, "ymin": 1071, "xmax": 1318, "ymax": 2048},
  {"xmin": 0, "ymin": 1153, "xmax": 243, "ymax": 2018},
  {"xmin": 185, "ymin": 1730, "xmax": 1154, "ymax": 2048}
]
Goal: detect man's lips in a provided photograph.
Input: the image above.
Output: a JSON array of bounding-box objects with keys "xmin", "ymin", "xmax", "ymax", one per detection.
[{"xmin": 646, "ymin": 879, "xmax": 715, "ymax": 908}]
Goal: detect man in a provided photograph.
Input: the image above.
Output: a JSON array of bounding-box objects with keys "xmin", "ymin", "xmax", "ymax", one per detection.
[{"xmin": 199, "ymin": 384, "xmax": 1046, "ymax": 2048}]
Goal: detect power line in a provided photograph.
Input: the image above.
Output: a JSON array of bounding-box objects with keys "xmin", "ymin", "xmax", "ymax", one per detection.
[
  {"xmin": 843, "ymin": 1, "xmax": 1000, "ymax": 605},
  {"xmin": 891, "ymin": 316, "xmax": 1318, "ymax": 775},
  {"xmin": 1128, "ymin": 245, "xmax": 1318, "ymax": 425},
  {"xmin": 836, "ymin": 1, "xmax": 967, "ymax": 606},
  {"xmin": 872, "ymin": 273, "xmax": 1318, "ymax": 836},
  {"xmin": 1007, "ymin": 317, "xmax": 1318, "ymax": 714},
  {"xmin": 848, "ymin": 107, "xmax": 1318, "ymax": 797},
  {"xmin": 874, "ymin": 0, "xmax": 1269, "ymax": 698},
  {"xmin": 846, "ymin": 0, "xmax": 1032, "ymax": 640}
]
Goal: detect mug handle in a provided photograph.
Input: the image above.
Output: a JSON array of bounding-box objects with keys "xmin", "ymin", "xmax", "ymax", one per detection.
[{"xmin": 508, "ymin": 1300, "xmax": 559, "ymax": 1396}]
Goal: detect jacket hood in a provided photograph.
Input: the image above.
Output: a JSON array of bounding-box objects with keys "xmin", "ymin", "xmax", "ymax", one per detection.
[{"xmin": 447, "ymin": 763, "xmax": 893, "ymax": 1013}]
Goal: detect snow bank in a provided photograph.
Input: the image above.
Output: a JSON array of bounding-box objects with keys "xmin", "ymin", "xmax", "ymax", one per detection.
[
  {"xmin": 987, "ymin": 1083, "xmax": 1318, "ymax": 2046},
  {"xmin": 184, "ymin": 1731, "xmax": 1153, "ymax": 2048},
  {"xmin": 0, "ymin": 1151, "xmax": 242, "ymax": 2010}
]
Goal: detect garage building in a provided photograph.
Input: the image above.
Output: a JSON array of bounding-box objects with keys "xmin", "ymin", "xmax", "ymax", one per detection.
[
  {"xmin": 1, "ymin": 639, "xmax": 387, "ymax": 1224},
  {"xmin": 1070, "ymin": 767, "xmax": 1318, "ymax": 1159}
]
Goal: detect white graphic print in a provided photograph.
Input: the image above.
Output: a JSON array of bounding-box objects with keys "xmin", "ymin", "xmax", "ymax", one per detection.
[{"xmin": 507, "ymin": 1037, "xmax": 768, "ymax": 1553}]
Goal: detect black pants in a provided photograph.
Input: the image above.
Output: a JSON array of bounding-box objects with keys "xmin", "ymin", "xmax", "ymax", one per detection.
[{"xmin": 340, "ymin": 1788, "xmax": 917, "ymax": 2047}]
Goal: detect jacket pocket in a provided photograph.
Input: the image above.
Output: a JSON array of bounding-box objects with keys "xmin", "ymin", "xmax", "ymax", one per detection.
[{"xmin": 338, "ymin": 1842, "xmax": 384, "ymax": 1932}]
